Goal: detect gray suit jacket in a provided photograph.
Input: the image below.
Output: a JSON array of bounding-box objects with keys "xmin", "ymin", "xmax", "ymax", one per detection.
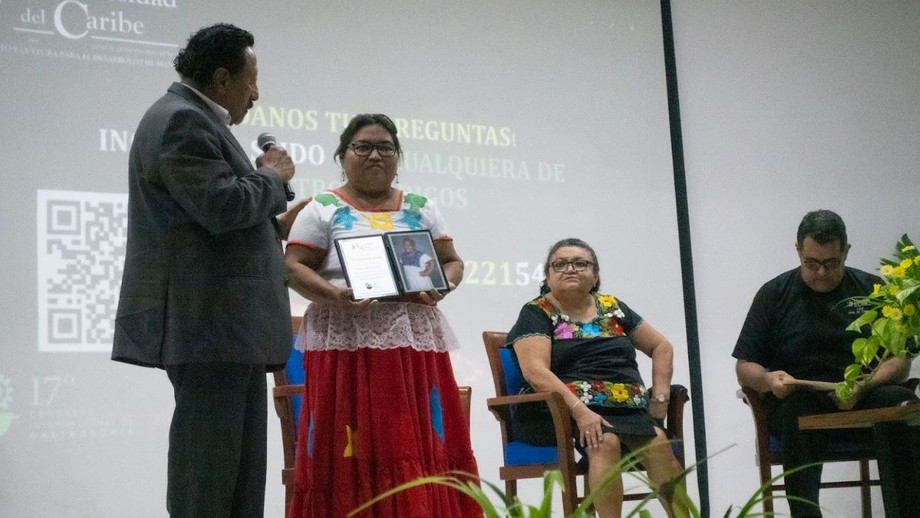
[{"xmin": 113, "ymin": 82, "xmax": 291, "ymax": 370}]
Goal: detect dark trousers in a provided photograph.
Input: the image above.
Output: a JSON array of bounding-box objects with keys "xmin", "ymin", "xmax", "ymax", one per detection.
[
  {"xmin": 166, "ymin": 363, "xmax": 268, "ymax": 518},
  {"xmin": 767, "ymin": 385, "xmax": 916, "ymax": 517}
]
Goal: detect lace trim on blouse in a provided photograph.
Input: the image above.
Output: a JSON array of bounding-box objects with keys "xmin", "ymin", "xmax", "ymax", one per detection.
[{"xmin": 296, "ymin": 302, "xmax": 460, "ymax": 353}]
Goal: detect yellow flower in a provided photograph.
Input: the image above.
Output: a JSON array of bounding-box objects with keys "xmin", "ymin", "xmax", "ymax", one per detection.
[
  {"xmin": 891, "ymin": 265, "xmax": 906, "ymax": 278},
  {"xmin": 902, "ymin": 245, "xmax": 916, "ymax": 253},
  {"xmin": 880, "ymin": 264, "xmax": 895, "ymax": 277},
  {"xmin": 914, "ymin": 256, "xmax": 920, "ymax": 266},
  {"xmin": 872, "ymin": 284, "xmax": 882, "ymax": 297},
  {"xmin": 895, "ymin": 323, "xmax": 909, "ymax": 334},
  {"xmin": 882, "ymin": 305, "xmax": 903, "ymax": 321},
  {"xmin": 597, "ymin": 294, "xmax": 616, "ymax": 310},
  {"xmin": 900, "ymin": 258, "xmax": 913, "ymax": 269},
  {"xmin": 889, "ymin": 284, "xmax": 900, "ymax": 296},
  {"xmin": 611, "ymin": 383, "xmax": 629, "ymax": 403},
  {"xmin": 904, "ymin": 304, "xmax": 917, "ymax": 317}
]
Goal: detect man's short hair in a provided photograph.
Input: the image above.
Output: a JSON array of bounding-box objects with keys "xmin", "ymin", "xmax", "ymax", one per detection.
[
  {"xmin": 796, "ymin": 209, "xmax": 847, "ymax": 249},
  {"xmin": 173, "ymin": 23, "xmax": 254, "ymax": 89}
]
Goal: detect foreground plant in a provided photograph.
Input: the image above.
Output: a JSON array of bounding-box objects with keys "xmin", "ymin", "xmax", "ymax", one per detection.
[
  {"xmin": 348, "ymin": 444, "xmax": 815, "ymax": 517},
  {"xmin": 839, "ymin": 234, "xmax": 920, "ymax": 402}
]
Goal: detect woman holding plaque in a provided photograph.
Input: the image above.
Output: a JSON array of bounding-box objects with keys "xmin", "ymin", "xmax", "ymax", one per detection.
[{"xmin": 285, "ymin": 113, "xmax": 479, "ymax": 518}]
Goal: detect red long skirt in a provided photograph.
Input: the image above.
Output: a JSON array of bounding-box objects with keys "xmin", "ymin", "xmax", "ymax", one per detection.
[{"xmin": 288, "ymin": 347, "xmax": 481, "ymax": 518}]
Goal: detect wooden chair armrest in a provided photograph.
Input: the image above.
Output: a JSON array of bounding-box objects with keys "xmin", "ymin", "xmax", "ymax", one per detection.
[
  {"xmin": 486, "ymin": 391, "xmax": 576, "ymax": 463},
  {"xmin": 273, "ymin": 384, "xmax": 305, "ymax": 398},
  {"xmin": 666, "ymin": 384, "xmax": 689, "ymax": 441},
  {"xmin": 739, "ymin": 385, "xmax": 774, "ymax": 455},
  {"xmin": 486, "ymin": 392, "xmax": 566, "ymax": 424},
  {"xmin": 272, "ymin": 384, "xmax": 304, "ymax": 421},
  {"xmin": 486, "ymin": 391, "xmax": 565, "ymax": 408}
]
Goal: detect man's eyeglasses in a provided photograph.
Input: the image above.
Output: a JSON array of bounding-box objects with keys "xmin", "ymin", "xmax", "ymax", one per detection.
[
  {"xmin": 349, "ymin": 141, "xmax": 397, "ymax": 157},
  {"xmin": 802, "ymin": 258, "xmax": 843, "ymax": 271},
  {"xmin": 550, "ymin": 260, "xmax": 594, "ymax": 273}
]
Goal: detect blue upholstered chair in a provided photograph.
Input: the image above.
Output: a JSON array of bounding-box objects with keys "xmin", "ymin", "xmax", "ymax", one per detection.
[
  {"xmin": 482, "ymin": 331, "xmax": 689, "ymax": 516},
  {"xmin": 739, "ymin": 385, "xmax": 879, "ymax": 518}
]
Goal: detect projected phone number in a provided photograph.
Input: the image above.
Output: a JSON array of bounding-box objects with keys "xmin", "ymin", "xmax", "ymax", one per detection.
[{"xmin": 463, "ymin": 260, "xmax": 545, "ymax": 287}]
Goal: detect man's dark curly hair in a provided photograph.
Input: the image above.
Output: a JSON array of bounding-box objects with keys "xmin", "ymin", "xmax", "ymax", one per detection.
[
  {"xmin": 797, "ymin": 209, "xmax": 848, "ymax": 250},
  {"xmin": 173, "ymin": 23, "xmax": 254, "ymax": 89}
]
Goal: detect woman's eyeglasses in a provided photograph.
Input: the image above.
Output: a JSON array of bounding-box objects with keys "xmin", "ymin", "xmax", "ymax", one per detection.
[
  {"xmin": 550, "ymin": 260, "xmax": 594, "ymax": 273},
  {"xmin": 349, "ymin": 141, "xmax": 397, "ymax": 157}
]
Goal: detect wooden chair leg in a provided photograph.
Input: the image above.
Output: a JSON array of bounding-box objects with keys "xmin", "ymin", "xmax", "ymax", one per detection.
[
  {"xmin": 759, "ymin": 464, "xmax": 775, "ymax": 516},
  {"xmin": 559, "ymin": 464, "xmax": 579, "ymax": 516},
  {"xmin": 284, "ymin": 485, "xmax": 292, "ymax": 517},
  {"xmin": 859, "ymin": 459, "xmax": 872, "ymax": 518}
]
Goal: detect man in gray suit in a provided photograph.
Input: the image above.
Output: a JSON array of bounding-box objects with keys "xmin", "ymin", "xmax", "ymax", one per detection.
[{"xmin": 113, "ymin": 23, "xmax": 300, "ymax": 517}]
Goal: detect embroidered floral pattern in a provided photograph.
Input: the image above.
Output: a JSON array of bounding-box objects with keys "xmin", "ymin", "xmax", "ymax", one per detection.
[
  {"xmin": 314, "ymin": 193, "xmax": 343, "ymax": 207},
  {"xmin": 567, "ymin": 380, "xmax": 648, "ymax": 409},
  {"xmin": 555, "ymin": 322, "xmax": 574, "ymax": 339},
  {"xmin": 404, "ymin": 192, "xmax": 428, "ymax": 211},
  {"xmin": 363, "ymin": 212, "xmax": 394, "ymax": 230},
  {"xmin": 331, "ymin": 206, "xmax": 359, "ymax": 231},
  {"xmin": 396, "ymin": 208, "xmax": 424, "ymax": 230},
  {"xmin": 533, "ymin": 293, "xmax": 628, "ymax": 339}
]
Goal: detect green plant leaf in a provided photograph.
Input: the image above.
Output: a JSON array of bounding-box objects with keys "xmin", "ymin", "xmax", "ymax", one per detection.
[
  {"xmin": 847, "ymin": 309, "xmax": 878, "ymax": 332},
  {"xmin": 895, "ymin": 281, "xmax": 919, "ymax": 303},
  {"xmin": 843, "ymin": 363, "xmax": 863, "ymax": 382}
]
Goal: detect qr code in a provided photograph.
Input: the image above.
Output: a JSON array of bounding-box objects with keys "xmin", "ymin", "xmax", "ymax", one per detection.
[{"xmin": 37, "ymin": 190, "xmax": 127, "ymax": 352}]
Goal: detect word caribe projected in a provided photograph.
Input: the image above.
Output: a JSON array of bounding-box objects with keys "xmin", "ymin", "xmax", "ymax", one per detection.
[{"xmin": 19, "ymin": 0, "xmax": 177, "ymax": 41}]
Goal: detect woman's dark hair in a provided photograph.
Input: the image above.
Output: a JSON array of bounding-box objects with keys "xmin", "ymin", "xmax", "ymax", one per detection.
[
  {"xmin": 796, "ymin": 209, "xmax": 848, "ymax": 250},
  {"xmin": 334, "ymin": 113, "xmax": 403, "ymax": 163},
  {"xmin": 539, "ymin": 238, "xmax": 601, "ymax": 295},
  {"xmin": 174, "ymin": 23, "xmax": 254, "ymax": 89}
]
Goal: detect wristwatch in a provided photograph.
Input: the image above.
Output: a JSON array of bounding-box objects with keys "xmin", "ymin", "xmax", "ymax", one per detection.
[{"xmin": 652, "ymin": 393, "xmax": 669, "ymax": 404}]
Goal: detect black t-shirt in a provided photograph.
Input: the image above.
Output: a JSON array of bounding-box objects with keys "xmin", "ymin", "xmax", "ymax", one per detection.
[{"xmin": 732, "ymin": 266, "xmax": 880, "ymax": 382}]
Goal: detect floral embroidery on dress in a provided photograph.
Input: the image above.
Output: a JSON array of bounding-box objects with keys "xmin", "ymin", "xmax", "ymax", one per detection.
[
  {"xmin": 315, "ymin": 193, "xmax": 343, "ymax": 207},
  {"xmin": 567, "ymin": 380, "xmax": 648, "ymax": 409},
  {"xmin": 555, "ymin": 322, "xmax": 574, "ymax": 339},
  {"xmin": 531, "ymin": 293, "xmax": 627, "ymax": 339},
  {"xmin": 516, "ymin": 294, "xmax": 649, "ymax": 409},
  {"xmin": 363, "ymin": 212, "xmax": 394, "ymax": 230},
  {"xmin": 396, "ymin": 208, "xmax": 424, "ymax": 230},
  {"xmin": 331, "ymin": 206, "xmax": 359, "ymax": 230},
  {"xmin": 404, "ymin": 192, "xmax": 428, "ymax": 211}
]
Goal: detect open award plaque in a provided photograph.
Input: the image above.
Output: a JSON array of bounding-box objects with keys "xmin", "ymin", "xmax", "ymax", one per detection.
[{"xmin": 334, "ymin": 230, "xmax": 449, "ymax": 300}]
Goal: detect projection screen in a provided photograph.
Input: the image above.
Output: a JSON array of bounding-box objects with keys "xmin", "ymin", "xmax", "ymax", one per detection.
[{"xmin": 0, "ymin": 1, "xmax": 696, "ymax": 515}]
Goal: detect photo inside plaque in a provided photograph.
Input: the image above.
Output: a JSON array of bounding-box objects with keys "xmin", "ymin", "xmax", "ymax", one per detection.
[{"xmin": 385, "ymin": 230, "xmax": 449, "ymax": 294}]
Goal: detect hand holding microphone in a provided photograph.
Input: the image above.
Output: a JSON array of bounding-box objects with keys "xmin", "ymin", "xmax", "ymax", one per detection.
[{"xmin": 256, "ymin": 132, "xmax": 296, "ymax": 201}]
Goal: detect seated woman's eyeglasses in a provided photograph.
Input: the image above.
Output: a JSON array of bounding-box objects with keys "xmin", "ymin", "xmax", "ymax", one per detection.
[
  {"xmin": 550, "ymin": 260, "xmax": 594, "ymax": 272},
  {"xmin": 350, "ymin": 141, "xmax": 397, "ymax": 157},
  {"xmin": 802, "ymin": 258, "xmax": 842, "ymax": 271}
]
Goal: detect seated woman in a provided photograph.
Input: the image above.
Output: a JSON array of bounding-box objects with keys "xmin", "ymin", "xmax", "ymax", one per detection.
[{"xmin": 507, "ymin": 237, "xmax": 687, "ymax": 518}]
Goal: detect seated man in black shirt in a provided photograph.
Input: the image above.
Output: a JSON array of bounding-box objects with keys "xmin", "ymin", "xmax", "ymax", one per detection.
[{"xmin": 732, "ymin": 209, "xmax": 915, "ymax": 517}]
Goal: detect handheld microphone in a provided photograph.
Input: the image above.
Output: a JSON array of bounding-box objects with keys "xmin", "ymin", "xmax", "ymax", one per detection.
[{"xmin": 257, "ymin": 132, "xmax": 295, "ymax": 201}]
